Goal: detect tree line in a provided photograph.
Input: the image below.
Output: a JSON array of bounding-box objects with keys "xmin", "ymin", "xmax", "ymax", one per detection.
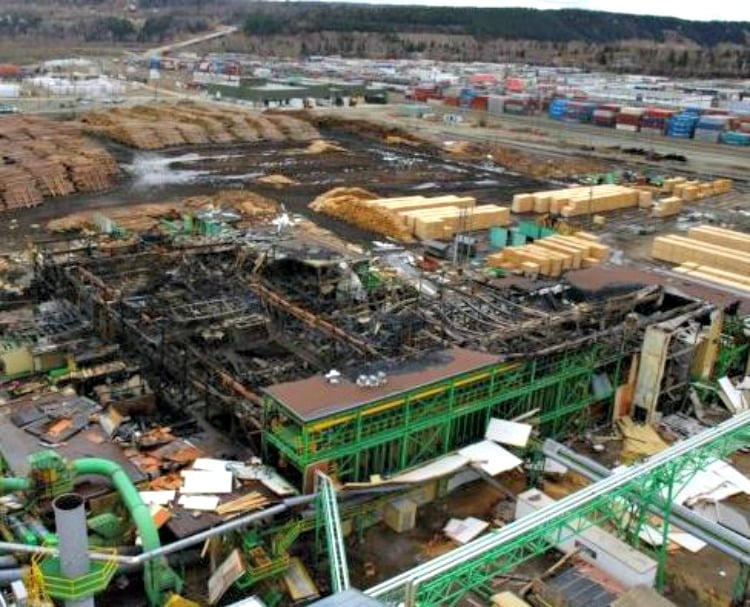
[{"xmin": 241, "ymin": 2, "xmax": 748, "ymax": 47}]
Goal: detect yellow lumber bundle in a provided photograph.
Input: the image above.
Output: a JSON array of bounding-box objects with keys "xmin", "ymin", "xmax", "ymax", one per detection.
[
  {"xmin": 651, "ymin": 196, "xmax": 682, "ymax": 218},
  {"xmin": 652, "ymin": 234, "xmax": 750, "ymax": 275},
  {"xmin": 670, "ymin": 178, "xmax": 731, "ymax": 202},
  {"xmin": 309, "ymin": 191, "xmax": 510, "ymax": 241},
  {"xmin": 674, "ymin": 263, "xmax": 750, "ymax": 293},
  {"xmin": 486, "ymin": 233, "xmax": 608, "ymax": 277},
  {"xmin": 687, "ymin": 225, "xmax": 750, "ymax": 253},
  {"xmin": 511, "ymin": 185, "xmax": 639, "ymax": 217}
]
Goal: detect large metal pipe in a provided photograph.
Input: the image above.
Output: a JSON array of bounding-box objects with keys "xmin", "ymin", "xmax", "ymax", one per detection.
[
  {"xmin": 541, "ymin": 439, "xmax": 750, "ymax": 565},
  {"xmin": 53, "ymin": 493, "xmax": 94, "ymax": 607},
  {"xmin": 0, "ymin": 568, "xmax": 24, "ymax": 583},
  {"xmin": 0, "ymin": 495, "xmax": 314, "ymax": 566}
]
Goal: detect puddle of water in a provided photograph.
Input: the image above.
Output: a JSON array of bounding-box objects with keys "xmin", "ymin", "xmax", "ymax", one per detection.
[
  {"xmin": 473, "ymin": 179, "xmax": 500, "ymax": 186},
  {"xmin": 413, "ymin": 182, "xmax": 439, "ymax": 190},
  {"xmin": 124, "ymin": 152, "xmax": 211, "ymax": 188}
]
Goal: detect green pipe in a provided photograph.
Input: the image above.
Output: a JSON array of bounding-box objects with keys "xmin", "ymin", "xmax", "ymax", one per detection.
[
  {"xmin": 71, "ymin": 458, "xmax": 181, "ymax": 605},
  {"xmin": 0, "ymin": 477, "xmax": 31, "ymax": 495}
]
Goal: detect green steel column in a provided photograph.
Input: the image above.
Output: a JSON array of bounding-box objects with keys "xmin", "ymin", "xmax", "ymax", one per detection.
[{"xmin": 732, "ymin": 562, "xmax": 750, "ymax": 607}]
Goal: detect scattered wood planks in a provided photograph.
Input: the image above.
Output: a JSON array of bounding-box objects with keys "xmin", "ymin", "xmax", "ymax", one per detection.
[{"xmin": 215, "ymin": 492, "xmax": 270, "ymax": 516}]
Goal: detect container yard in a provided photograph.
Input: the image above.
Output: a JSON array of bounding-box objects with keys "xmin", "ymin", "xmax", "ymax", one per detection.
[{"xmin": 0, "ymin": 50, "xmax": 750, "ymax": 607}]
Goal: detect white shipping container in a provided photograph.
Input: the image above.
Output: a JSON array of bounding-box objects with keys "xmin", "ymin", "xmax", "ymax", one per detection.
[
  {"xmin": 0, "ymin": 83, "xmax": 20, "ymax": 98},
  {"xmin": 515, "ymin": 489, "xmax": 657, "ymax": 589},
  {"xmin": 616, "ymin": 124, "xmax": 640, "ymax": 132}
]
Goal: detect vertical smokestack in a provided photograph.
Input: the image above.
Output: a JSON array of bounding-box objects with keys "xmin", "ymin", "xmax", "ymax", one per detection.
[{"xmin": 53, "ymin": 493, "xmax": 94, "ymax": 607}]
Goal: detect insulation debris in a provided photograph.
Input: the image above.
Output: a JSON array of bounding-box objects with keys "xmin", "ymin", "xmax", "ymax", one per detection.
[
  {"xmin": 616, "ymin": 418, "xmax": 669, "ymax": 461},
  {"xmin": 444, "ymin": 516, "xmax": 490, "ymax": 544},
  {"xmin": 485, "ymin": 418, "xmax": 532, "ymax": 448},
  {"xmin": 180, "ymin": 469, "xmax": 234, "ymax": 494},
  {"xmin": 457, "ymin": 440, "xmax": 523, "ymax": 476}
]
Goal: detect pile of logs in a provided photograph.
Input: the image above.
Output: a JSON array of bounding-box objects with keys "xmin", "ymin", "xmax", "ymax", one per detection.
[
  {"xmin": 81, "ymin": 103, "xmax": 320, "ymax": 150},
  {"xmin": 0, "ymin": 116, "xmax": 118, "ymax": 212}
]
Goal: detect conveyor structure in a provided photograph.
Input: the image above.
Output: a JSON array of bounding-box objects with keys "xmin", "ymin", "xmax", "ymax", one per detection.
[{"xmin": 366, "ymin": 410, "xmax": 750, "ymax": 606}]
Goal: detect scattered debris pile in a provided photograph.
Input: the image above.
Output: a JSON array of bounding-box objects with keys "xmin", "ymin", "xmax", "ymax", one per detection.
[
  {"xmin": 47, "ymin": 190, "xmax": 277, "ymax": 234},
  {"xmin": 81, "ymin": 103, "xmax": 320, "ymax": 150},
  {"xmin": 487, "ymin": 231, "xmax": 609, "ymax": 277},
  {"xmin": 256, "ymin": 174, "xmax": 298, "ymax": 186},
  {"xmin": 310, "ymin": 187, "xmax": 411, "ymax": 240},
  {"xmin": 491, "ymin": 145, "xmax": 609, "ymax": 180},
  {"xmin": 0, "ymin": 116, "xmax": 118, "ymax": 212},
  {"xmin": 303, "ymin": 139, "xmax": 346, "ymax": 154},
  {"xmin": 653, "ymin": 225, "xmax": 750, "ymax": 293}
]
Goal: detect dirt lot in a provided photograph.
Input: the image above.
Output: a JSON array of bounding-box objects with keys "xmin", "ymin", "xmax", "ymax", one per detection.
[{"xmin": 0, "ymin": 126, "xmax": 545, "ymax": 252}]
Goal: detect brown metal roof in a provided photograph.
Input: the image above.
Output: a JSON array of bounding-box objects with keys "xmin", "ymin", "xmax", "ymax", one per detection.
[{"xmin": 264, "ymin": 347, "xmax": 501, "ymax": 422}]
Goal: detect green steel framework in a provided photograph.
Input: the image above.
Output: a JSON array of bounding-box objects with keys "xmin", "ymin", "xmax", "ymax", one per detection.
[
  {"xmin": 263, "ymin": 339, "xmax": 629, "ymax": 485},
  {"xmin": 367, "ymin": 411, "xmax": 750, "ymax": 606}
]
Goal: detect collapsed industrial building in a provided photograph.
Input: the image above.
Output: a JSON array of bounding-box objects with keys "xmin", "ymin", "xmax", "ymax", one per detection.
[{"xmin": 0, "ymin": 210, "xmax": 747, "ymax": 606}]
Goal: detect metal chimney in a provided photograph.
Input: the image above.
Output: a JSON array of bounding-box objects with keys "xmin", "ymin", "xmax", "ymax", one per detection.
[{"xmin": 53, "ymin": 493, "xmax": 94, "ymax": 607}]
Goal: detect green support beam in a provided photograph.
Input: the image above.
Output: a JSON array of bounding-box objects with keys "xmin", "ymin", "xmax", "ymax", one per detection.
[{"xmin": 367, "ymin": 410, "xmax": 750, "ymax": 606}]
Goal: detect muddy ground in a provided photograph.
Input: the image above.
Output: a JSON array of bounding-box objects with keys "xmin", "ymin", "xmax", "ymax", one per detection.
[{"xmin": 0, "ymin": 127, "xmax": 545, "ymax": 253}]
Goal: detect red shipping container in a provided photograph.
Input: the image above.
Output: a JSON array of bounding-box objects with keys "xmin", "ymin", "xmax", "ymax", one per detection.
[
  {"xmin": 443, "ymin": 96, "xmax": 460, "ymax": 107},
  {"xmin": 471, "ymin": 96, "xmax": 488, "ymax": 111}
]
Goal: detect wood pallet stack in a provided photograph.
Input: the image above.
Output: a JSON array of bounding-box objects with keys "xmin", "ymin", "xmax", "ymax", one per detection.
[
  {"xmin": 81, "ymin": 104, "xmax": 320, "ymax": 150},
  {"xmin": 652, "ymin": 226, "xmax": 750, "ymax": 289},
  {"xmin": 511, "ymin": 185, "xmax": 639, "ymax": 217},
  {"xmin": 486, "ymin": 232, "xmax": 609, "ymax": 277},
  {"xmin": 0, "ymin": 116, "xmax": 117, "ymax": 212}
]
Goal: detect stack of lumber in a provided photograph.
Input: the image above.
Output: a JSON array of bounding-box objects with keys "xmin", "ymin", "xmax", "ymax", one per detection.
[
  {"xmin": 652, "ymin": 227, "xmax": 750, "ymax": 287},
  {"xmin": 311, "ymin": 190, "xmax": 510, "ymax": 242},
  {"xmin": 369, "ymin": 195, "xmax": 510, "ymax": 240},
  {"xmin": 0, "ymin": 116, "xmax": 117, "ymax": 212},
  {"xmin": 511, "ymin": 185, "xmax": 639, "ymax": 217},
  {"xmin": 663, "ymin": 177, "xmax": 732, "ymax": 201},
  {"xmin": 81, "ymin": 103, "xmax": 320, "ymax": 150},
  {"xmin": 486, "ymin": 232, "xmax": 609, "ymax": 277},
  {"xmin": 652, "ymin": 196, "xmax": 682, "ymax": 218},
  {"xmin": 688, "ymin": 225, "xmax": 750, "ymax": 252},
  {"xmin": 673, "ymin": 263, "xmax": 750, "ymax": 294}
]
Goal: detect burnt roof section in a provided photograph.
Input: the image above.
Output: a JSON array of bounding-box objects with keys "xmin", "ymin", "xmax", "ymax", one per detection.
[{"xmin": 264, "ymin": 347, "xmax": 501, "ymax": 422}]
